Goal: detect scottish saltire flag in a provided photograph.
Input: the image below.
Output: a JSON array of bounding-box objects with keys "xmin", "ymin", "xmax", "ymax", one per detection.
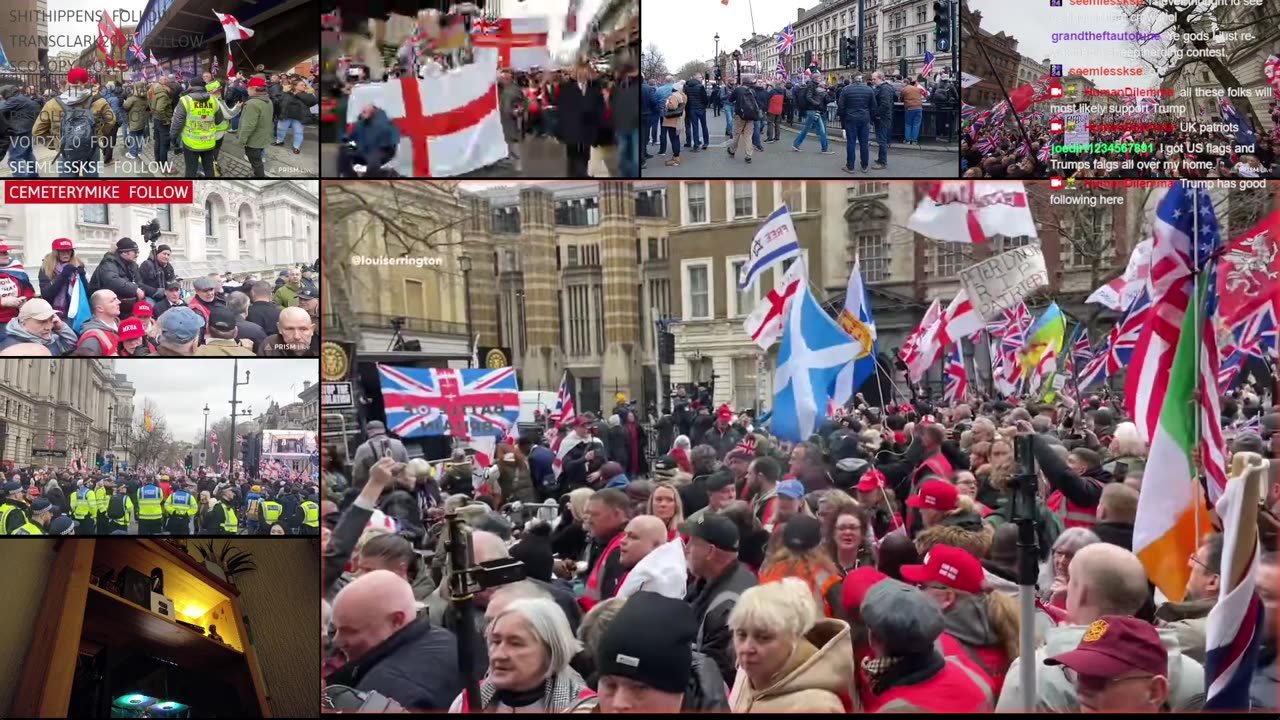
[
  {"xmin": 66, "ymin": 272, "xmax": 91, "ymax": 333},
  {"xmin": 738, "ymin": 205, "xmax": 801, "ymax": 290},
  {"xmin": 921, "ymin": 50, "xmax": 935, "ymax": 77},
  {"xmin": 1204, "ymin": 455, "xmax": 1265, "ymax": 710},
  {"xmin": 1218, "ymin": 96, "xmax": 1257, "ymax": 152},
  {"xmin": 943, "ymin": 343, "xmax": 967, "ymax": 404},
  {"xmin": 378, "ymin": 364, "xmax": 519, "ymax": 439},
  {"xmin": 0, "ymin": 37, "xmax": 12, "ymax": 70},
  {"xmin": 776, "ymin": 25, "xmax": 795, "ymax": 54},
  {"xmin": 771, "ymin": 285, "xmax": 863, "ymax": 442},
  {"xmin": 832, "ymin": 260, "xmax": 878, "ymax": 407}
]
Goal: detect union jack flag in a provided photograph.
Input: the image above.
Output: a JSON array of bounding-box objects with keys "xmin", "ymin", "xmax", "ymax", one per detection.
[
  {"xmin": 209, "ymin": 432, "xmax": 219, "ymax": 447},
  {"xmin": 472, "ymin": 15, "xmax": 500, "ymax": 35},
  {"xmin": 961, "ymin": 103, "xmax": 976, "ymax": 119},
  {"xmin": 551, "ymin": 371, "xmax": 576, "ymax": 427},
  {"xmin": 986, "ymin": 301, "xmax": 1031, "ymax": 338},
  {"xmin": 976, "ymin": 135, "xmax": 998, "ymax": 154},
  {"xmin": 921, "ymin": 50, "xmax": 935, "ymax": 78},
  {"xmin": 776, "ymin": 24, "xmax": 796, "ymax": 55},
  {"xmin": 1109, "ymin": 288, "xmax": 1152, "ymax": 373},
  {"xmin": 1218, "ymin": 342, "xmax": 1255, "ymax": 393},
  {"xmin": 377, "ymin": 364, "xmax": 519, "ymax": 440},
  {"xmin": 1077, "ymin": 337, "xmax": 1111, "ymax": 392},
  {"xmin": 1070, "ymin": 330, "xmax": 1093, "ymax": 370},
  {"xmin": 777, "ymin": 60, "xmax": 788, "ymax": 80},
  {"xmin": 211, "ymin": 54, "xmax": 219, "ymax": 78},
  {"xmin": 1230, "ymin": 302, "xmax": 1277, "ymax": 359},
  {"xmin": 1037, "ymin": 144, "xmax": 1051, "ymax": 164},
  {"xmin": 944, "ymin": 343, "xmax": 968, "ymax": 404}
]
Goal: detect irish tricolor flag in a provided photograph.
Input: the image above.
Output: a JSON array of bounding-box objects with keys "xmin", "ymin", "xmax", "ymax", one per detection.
[{"xmin": 1132, "ymin": 271, "xmax": 1212, "ymax": 602}]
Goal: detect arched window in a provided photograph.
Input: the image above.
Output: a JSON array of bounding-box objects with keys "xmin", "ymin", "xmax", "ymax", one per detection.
[{"xmin": 205, "ymin": 199, "xmax": 215, "ymax": 237}]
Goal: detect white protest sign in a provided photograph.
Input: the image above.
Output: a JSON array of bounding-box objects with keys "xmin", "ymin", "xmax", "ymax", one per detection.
[
  {"xmin": 958, "ymin": 244, "xmax": 1049, "ymax": 322},
  {"xmin": 1063, "ymin": 112, "xmax": 1090, "ymax": 147},
  {"xmin": 961, "ymin": 72, "xmax": 982, "ymax": 89}
]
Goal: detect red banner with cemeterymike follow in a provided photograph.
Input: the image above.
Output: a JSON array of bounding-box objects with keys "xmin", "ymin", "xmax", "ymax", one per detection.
[{"xmin": 3, "ymin": 181, "xmax": 193, "ymax": 204}]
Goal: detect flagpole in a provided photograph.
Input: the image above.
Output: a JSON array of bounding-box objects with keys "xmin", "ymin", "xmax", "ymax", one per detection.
[
  {"xmin": 1192, "ymin": 188, "xmax": 1202, "ymax": 542},
  {"xmin": 959, "ymin": 12, "xmax": 1034, "ymax": 156},
  {"xmin": 748, "ymin": 0, "xmax": 757, "ymax": 36}
]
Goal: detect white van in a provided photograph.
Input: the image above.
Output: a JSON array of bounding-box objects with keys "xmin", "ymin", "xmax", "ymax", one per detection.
[{"xmin": 518, "ymin": 391, "xmax": 559, "ymax": 428}]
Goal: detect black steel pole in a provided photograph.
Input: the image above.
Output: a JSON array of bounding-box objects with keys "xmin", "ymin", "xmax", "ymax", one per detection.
[
  {"xmin": 464, "ymin": 269, "xmax": 474, "ymax": 367},
  {"xmin": 858, "ymin": 0, "xmax": 865, "ymax": 71}
]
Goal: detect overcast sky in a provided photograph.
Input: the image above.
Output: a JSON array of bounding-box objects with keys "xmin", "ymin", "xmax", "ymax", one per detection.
[
  {"xmin": 507, "ymin": 0, "xmax": 608, "ymax": 57},
  {"xmin": 118, "ymin": 360, "xmax": 317, "ymax": 439},
  {"xmin": 967, "ymin": 0, "xmax": 1158, "ymax": 91},
  {"xmin": 641, "ymin": 0, "xmax": 800, "ymax": 71},
  {"xmin": 42, "ymin": 0, "xmax": 148, "ymax": 51}
]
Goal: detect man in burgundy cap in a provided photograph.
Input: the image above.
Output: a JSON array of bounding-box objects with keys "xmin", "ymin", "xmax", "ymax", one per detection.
[{"xmin": 1044, "ymin": 615, "xmax": 1170, "ymax": 711}]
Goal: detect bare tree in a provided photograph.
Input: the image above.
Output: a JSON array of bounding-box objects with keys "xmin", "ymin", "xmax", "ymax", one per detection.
[
  {"xmin": 1120, "ymin": 0, "xmax": 1280, "ymax": 128},
  {"xmin": 322, "ymin": 181, "xmax": 466, "ymax": 349},
  {"xmin": 132, "ymin": 400, "xmax": 173, "ymax": 471},
  {"xmin": 642, "ymin": 43, "xmax": 668, "ymax": 79},
  {"xmin": 676, "ymin": 60, "xmax": 709, "ymax": 81}
]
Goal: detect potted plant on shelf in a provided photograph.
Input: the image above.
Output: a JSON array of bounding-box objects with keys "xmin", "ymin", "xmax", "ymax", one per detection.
[{"xmin": 194, "ymin": 540, "xmax": 258, "ymax": 585}]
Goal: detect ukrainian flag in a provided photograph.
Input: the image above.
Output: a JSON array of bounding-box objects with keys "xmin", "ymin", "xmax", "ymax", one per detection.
[{"xmin": 1020, "ymin": 302, "xmax": 1066, "ymax": 384}]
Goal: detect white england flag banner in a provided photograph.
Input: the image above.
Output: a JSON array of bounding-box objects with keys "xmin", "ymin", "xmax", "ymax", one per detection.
[
  {"xmin": 1086, "ymin": 238, "xmax": 1152, "ymax": 311},
  {"xmin": 347, "ymin": 48, "xmax": 506, "ymax": 177},
  {"xmin": 961, "ymin": 72, "xmax": 982, "ymax": 89},
  {"xmin": 908, "ymin": 181, "xmax": 1039, "ymax": 244},
  {"xmin": 472, "ymin": 17, "xmax": 552, "ymax": 72}
]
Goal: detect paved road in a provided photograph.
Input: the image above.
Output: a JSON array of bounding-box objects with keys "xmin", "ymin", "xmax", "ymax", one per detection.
[
  {"xmin": 2, "ymin": 124, "xmax": 319, "ymax": 179},
  {"xmin": 642, "ymin": 124, "xmax": 957, "ymax": 178},
  {"xmin": 320, "ymin": 134, "xmax": 620, "ymax": 178}
]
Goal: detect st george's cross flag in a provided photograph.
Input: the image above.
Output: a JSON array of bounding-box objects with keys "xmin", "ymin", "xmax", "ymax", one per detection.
[
  {"xmin": 347, "ymin": 48, "xmax": 506, "ymax": 177},
  {"xmin": 908, "ymin": 181, "xmax": 1038, "ymax": 243},
  {"xmin": 744, "ymin": 259, "xmax": 806, "ymax": 350},
  {"xmin": 214, "ymin": 11, "xmax": 255, "ymax": 41},
  {"xmin": 472, "ymin": 17, "xmax": 551, "ymax": 71}
]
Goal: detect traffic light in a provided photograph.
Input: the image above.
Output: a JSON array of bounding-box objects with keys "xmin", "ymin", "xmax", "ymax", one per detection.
[
  {"xmin": 714, "ymin": 66, "xmax": 722, "ymax": 81},
  {"xmin": 184, "ymin": 453, "xmax": 193, "ymax": 471},
  {"xmin": 658, "ymin": 331, "xmax": 675, "ymax": 366},
  {"xmin": 934, "ymin": 0, "xmax": 952, "ymax": 52},
  {"xmin": 841, "ymin": 37, "xmax": 857, "ymax": 67}
]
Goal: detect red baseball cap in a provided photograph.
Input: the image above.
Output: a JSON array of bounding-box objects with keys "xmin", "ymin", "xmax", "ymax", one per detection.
[
  {"xmin": 119, "ymin": 318, "xmax": 146, "ymax": 341},
  {"xmin": 68, "ymin": 67, "xmax": 89, "ymax": 84},
  {"xmin": 1044, "ymin": 616, "xmax": 1168, "ymax": 679},
  {"xmin": 717, "ymin": 404, "xmax": 734, "ymax": 421},
  {"xmin": 840, "ymin": 566, "xmax": 889, "ymax": 614},
  {"xmin": 905, "ymin": 479, "xmax": 958, "ymax": 511},
  {"xmin": 52, "ymin": 238, "xmax": 74, "ymax": 251},
  {"xmin": 134, "ymin": 301, "xmax": 154, "ymax": 318},
  {"xmin": 856, "ymin": 468, "xmax": 887, "ymax": 493},
  {"xmin": 899, "ymin": 544, "xmax": 984, "ymax": 594},
  {"xmin": 248, "ymin": 77, "xmax": 266, "ymax": 88}
]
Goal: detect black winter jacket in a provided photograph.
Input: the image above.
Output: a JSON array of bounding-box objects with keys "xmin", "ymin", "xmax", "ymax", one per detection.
[
  {"xmin": 138, "ymin": 257, "xmax": 174, "ymax": 300},
  {"xmin": 88, "ymin": 251, "xmax": 146, "ymax": 315},
  {"xmin": 687, "ymin": 561, "xmax": 759, "ymax": 688},
  {"xmin": 327, "ymin": 618, "xmax": 463, "ymax": 711}
]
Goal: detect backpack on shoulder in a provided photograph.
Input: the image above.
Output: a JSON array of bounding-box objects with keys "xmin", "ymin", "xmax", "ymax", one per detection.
[
  {"xmin": 57, "ymin": 99, "xmax": 98, "ymax": 162},
  {"xmin": 108, "ymin": 493, "xmax": 126, "ymax": 521},
  {"xmin": 735, "ymin": 90, "xmax": 760, "ymax": 121}
]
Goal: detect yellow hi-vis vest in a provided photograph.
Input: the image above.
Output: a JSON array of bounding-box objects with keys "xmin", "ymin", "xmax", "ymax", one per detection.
[
  {"xmin": 261, "ymin": 500, "xmax": 283, "ymax": 524},
  {"xmin": 137, "ymin": 484, "xmax": 164, "ymax": 520},
  {"xmin": 180, "ymin": 94, "xmax": 218, "ymax": 150},
  {"xmin": 72, "ymin": 487, "xmax": 96, "ymax": 520},
  {"xmin": 301, "ymin": 500, "xmax": 319, "ymax": 528},
  {"xmin": 221, "ymin": 504, "xmax": 238, "ymax": 534},
  {"xmin": 166, "ymin": 491, "xmax": 196, "ymax": 516},
  {"xmin": 0, "ymin": 502, "xmax": 26, "ymax": 535}
]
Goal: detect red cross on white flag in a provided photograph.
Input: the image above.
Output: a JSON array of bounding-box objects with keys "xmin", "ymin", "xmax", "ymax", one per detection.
[
  {"xmin": 214, "ymin": 10, "xmax": 255, "ymax": 42},
  {"xmin": 471, "ymin": 17, "xmax": 551, "ymax": 71}
]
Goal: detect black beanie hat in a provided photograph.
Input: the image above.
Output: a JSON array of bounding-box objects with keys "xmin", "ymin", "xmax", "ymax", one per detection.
[
  {"xmin": 596, "ymin": 592, "xmax": 695, "ymax": 694},
  {"xmin": 156, "ymin": 244, "xmax": 172, "ymax": 254},
  {"xmin": 116, "ymin": 237, "xmax": 139, "ymax": 252}
]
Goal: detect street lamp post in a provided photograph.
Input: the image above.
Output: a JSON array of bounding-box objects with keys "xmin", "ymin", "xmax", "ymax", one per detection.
[
  {"xmin": 202, "ymin": 403, "xmax": 210, "ymax": 468},
  {"xmin": 459, "ymin": 254, "xmax": 474, "ymax": 367},
  {"xmin": 228, "ymin": 360, "xmax": 251, "ymax": 476},
  {"xmin": 714, "ymin": 33, "xmax": 720, "ymax": 76}
]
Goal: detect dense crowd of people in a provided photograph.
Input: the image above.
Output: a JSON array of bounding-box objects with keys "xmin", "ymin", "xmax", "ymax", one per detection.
[
  {"xmin": 0, "ymin": 463, "xmax": 321, "ymax": 535},
  {"xmin": 963, "ymin": 103, "xmax": 1280, "ymax": 179},
  {"xmin": 0, "ymin": 238, "xmax": 318, "ymax": 357},
  {"xmin": 642, "ymin": 72, "xmax": 956, "ymax": 172},
  {"xmin": 0, "ymin": 65, "xmax": 315, "ymax": 178},
  {"xmin": 319, "ymin": 382, "xmax": 1280, "ymax": 712}
]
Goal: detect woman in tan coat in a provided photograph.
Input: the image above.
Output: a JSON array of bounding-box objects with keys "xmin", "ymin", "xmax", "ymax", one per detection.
[
  {"xmin": 728, "ymin": 577, "xmax": 855, "ymax": 712},
  {"xmin": 661, "ymin": 81, "xmax": 686, "ymax": 166}
]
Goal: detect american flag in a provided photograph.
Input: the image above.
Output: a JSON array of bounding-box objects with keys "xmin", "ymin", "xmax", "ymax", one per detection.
[
  {"xmin": 550, "ymin": 371, "xmax": 575, "ymax": 427},
  {"xmin": 776, "ymin": 24, "xmax": 796, "ymax": 55},
  {"xmin": 377, "ymin": 364, "xmax": 520, "ymax": 440},
  {"xmin": 943, "ymin": 343, "xmax": 967, "ymax": 404},
  {"xmin": 921, "ymin": 50, "xmax": 935, "ymax": 78}
]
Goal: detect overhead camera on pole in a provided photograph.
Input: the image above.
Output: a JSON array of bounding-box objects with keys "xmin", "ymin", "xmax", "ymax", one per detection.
[
  {"xmin": 1010, "ymin": 433, "xmax": 1040, "ymax": 711},
  {"xmin": 141, "ymin": 218, "xmax": 162, "ymax": 248},
  {"xmin": 443, "ymin": 510, "xmax": 526, "ymax": 712}
]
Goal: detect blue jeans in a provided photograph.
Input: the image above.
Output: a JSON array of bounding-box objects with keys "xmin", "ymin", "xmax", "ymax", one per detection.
[
  {"xmin": 724, "ymin": 103, "xmax": 735, "ymax": 134},
  {"xmin": 7, "ymin": 141, "xmax": 39, "ymax": 178},
  {"xmin": 126, "ymin": 129, "xmax": 147, "ymax": 158},
  {"xmin": 617, "ymin": 129, "xmax": 639, "ymax": 177},
  {"xmin": 663, "ymin": 126, "xmax": 681, "ymax": 157},
  {"xmin": 646, "ymin": 115, "xmax": 659, "ymax": 145},
  {"xmin": 688, "ymin": 109, "xmax": 708, "ymax": 149},
  {"xmin": 752, "ymin": 118, "xmax": 764, "ymax": 149},
  {"xmin": 231, "ymin": 113, "xmax": 241, "ymax": 132},
  {"xmin": 846, "ymin": 118, "xmax": 870, "ymax": 169},
  {"xmin": 905, "ymin": 108, "xmax": 922, "ymax": 142},
  {"xmin": 793, "ymin": 110, "xmax": 828, "ymax": 151},
  {"xmin": 276, "ymin": 118, "xmax": 305, "ymax": 149},
  {"xmin": 875, "ymin": 121, "xmax": 890, "ymax": 164}
]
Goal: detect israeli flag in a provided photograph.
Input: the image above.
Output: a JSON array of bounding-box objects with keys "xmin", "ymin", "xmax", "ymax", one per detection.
[
  {"xmin": 771, "ymin": 284, "xmax": 863, "ymax": 442},
  {"xmin": 738, "ymin": 204, "xmax": 801, "ymax": 290},
  {"xmin": 66, "ymin": 272, "xmax": 90, "ymax": 333}
]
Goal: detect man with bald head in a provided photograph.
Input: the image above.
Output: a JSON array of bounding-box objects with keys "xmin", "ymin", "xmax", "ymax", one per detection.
[
  {"xmin": 620, "ymin": 515, "xmax": 668, "ymax": 570},
  {"xmin": 996, "ymin": 543, "xmax": 1206, "ymax": 711},
  {"xmin": 328, "ymin": 569, "xmax": 463, "ymax": 710},
  {"xmin": 261, "ymin": 306, "xmax": 314, "ymax": 357},
  {"xmin": 74, "ymin": 289, "xmax": 122, "ymax": 355}
]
